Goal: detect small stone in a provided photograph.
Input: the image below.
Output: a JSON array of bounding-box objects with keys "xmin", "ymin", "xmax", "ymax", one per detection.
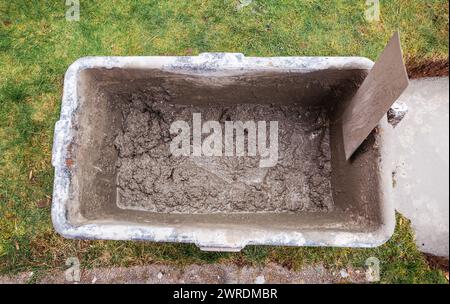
[
  {"xmin": 388, "ymin": 102, "xmax": 408, "ymax": 128},
  {"xmin": 237, "ymin": 0, "xmax": 253, "ymax": 10},
  {"xmin": 340, "ymin": 269, "xmax": 350, "ymax": 278},
  {"xmin": 157, "ymin": 272, "xmax": 163, "ymax": 280},
  {"xmin": 255, "ymin": 275, "xmax": 265, "ymax": 284}
]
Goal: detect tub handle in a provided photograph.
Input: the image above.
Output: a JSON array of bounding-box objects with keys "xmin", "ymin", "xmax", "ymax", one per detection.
[{"xmin": 198, "ymin": 245, "xmax": 245, "ymax": 252}]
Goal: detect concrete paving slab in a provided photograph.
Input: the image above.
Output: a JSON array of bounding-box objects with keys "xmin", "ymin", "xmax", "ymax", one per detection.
[{"xmin": 392, "ymin": 77, "xmax": 449, "ymax": 258}]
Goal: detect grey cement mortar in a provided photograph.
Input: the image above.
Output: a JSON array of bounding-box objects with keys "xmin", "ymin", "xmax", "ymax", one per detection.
[{"xmin": 114, "ymin": 93, "xmax": 334, "ymax": 214}]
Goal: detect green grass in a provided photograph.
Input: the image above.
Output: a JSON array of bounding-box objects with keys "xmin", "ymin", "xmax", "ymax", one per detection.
[{"xmin": 0, "ymin": 0, "xmax": 448, "ymax": 284}]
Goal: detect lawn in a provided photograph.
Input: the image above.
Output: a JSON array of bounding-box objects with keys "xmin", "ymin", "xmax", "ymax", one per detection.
[{"xmin": 0, "ymin": 0, "xmax": 448, "ymax": 284}]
